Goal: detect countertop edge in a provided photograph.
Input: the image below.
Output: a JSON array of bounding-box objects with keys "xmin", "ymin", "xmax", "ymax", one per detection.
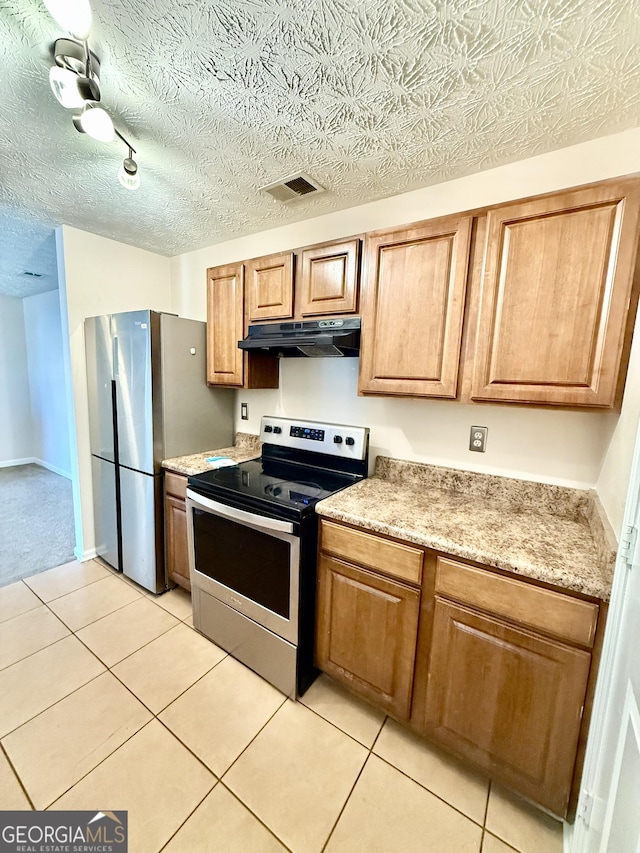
[{"xmin": 316, "ymin": 502, "xmax": 611, "ymax": 601}]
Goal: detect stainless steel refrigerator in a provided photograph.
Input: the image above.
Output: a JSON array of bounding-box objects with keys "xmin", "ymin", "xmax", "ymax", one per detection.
[{"xmin": 85, "ymin": 310, "xmax": 234, "ymax": 593}]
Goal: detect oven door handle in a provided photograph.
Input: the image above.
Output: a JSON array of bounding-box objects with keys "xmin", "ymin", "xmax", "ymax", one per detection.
[{"xmin": 186, "ymin": 489, "xmax": 295, "ymax": 534}]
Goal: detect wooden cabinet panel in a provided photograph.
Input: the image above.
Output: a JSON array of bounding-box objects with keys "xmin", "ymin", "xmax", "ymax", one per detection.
[
  {"xmin": 424, "ymin": 597, "xmax": 591, "ymax": 815},
  {"xmin": 435, "ymin": 557, "xmax": 599, "ymax": 647},
  {"xmin": 316, "ymin": 555, "xmax": 420, "ymax": 718},
  {"xmin": 299, "ymin": 240, "xmax": 359, "ymax": 316},
  {"xmin": 320, "ymin": 520, "xmax": 423, "ymax": 586},
  {"xmin": 165, "ymin": 492, "xmax": 190, "ymax": 592},
  {"xmin": 472, "ymin": 181, "xmax": 640, "ymax": 407},
  {"xmin": 359, "ymin": 215, "xmax": 472, "ymax": 398},
  {"xmin": 206, "ymin": 263, "xmax": 245, "ymax": 387},
  {"xmin": 164, "ymin": 471, "xmax": 187, "ymax": 501},
  {"xmin": 247, "ymin": 252, "xmax": 294, "ymax": 321},
  {"xmin": 206, "ymin": 263, "xmax": 279, "ymax": 390}
]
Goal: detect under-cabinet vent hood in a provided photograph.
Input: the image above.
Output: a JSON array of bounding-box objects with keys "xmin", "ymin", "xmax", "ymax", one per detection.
[{"xmin": 238, "ymin": 317, "xmax": 361, "ymax": 358}]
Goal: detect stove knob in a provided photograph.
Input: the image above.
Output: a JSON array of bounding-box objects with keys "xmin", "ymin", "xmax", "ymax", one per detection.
[
  {"xmin": 345, "ymin": 437, "xmax": 355, "ymax": 446},
  {"xmin": 333, "ymin": 435, "xmax": 343, "ymax": 444},
  {"xmin": 264, "ymin": 425, "xmax": 273, "ymax": 433},
  {"xmin": 273, "ymin": 426, "xmax": 282, "ymax": 434}
]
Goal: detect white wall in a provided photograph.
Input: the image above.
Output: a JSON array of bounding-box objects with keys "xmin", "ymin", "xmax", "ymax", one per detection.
[
  {"xmin": 171, "ymin": 128, "xmax": 640, "ymax": 530},
  {"xmin": 0, "ymin": 295, "xmax": 33, "ymax": 465},
  {"xmin": 58, "ymin": 226, "xmax": 172, "ymax": 559},
  {"xmin": 22, "ymin": 289, "xmax": 71, "ymax": 477}
]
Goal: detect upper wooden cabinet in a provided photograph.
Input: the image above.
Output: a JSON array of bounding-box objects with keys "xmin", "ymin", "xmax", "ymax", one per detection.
[
  {"xmin": 247, "ymin": 251, "xmax": 295, "ymax": 321},
  {"xmin": 471, "ymin": 181, "xmax": 640, "ymax": 408},
  {"xmin": 206, "ymin": 262, "xmax": 244, "ymax": 386},
  {"xmin": 359, "ymin": 215, "xmax": 473, "ymax": 398},
  {"xmin": 298, "ymin": 239, "xmax": 359, "ymax": 316},
  {"xmin": 206, "ymin": 262, "xmax": 279, "ymax": 389}
]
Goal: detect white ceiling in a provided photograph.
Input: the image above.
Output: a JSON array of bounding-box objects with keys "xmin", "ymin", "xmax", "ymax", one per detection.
[{"xmin": 1, "ymin": 0, "xmax": 639, "ymax": 298}]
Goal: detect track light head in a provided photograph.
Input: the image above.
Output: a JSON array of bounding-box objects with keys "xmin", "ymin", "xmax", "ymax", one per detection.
[{"xmin": 118, "ymin": 153, "xmax": 140, "ymax": 190}]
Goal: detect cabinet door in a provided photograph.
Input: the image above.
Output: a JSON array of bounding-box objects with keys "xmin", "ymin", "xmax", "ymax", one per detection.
[
  {"xmin": 359, "ymin": 215, "xmax": 472, "ymax": 397},
  {"xmin": 165, "ymin": 493, "xmax": 191, "ymax": 591},
  {"xmin": 424, "ymin": 597, "xmax": 591, "ymax": 816},
  {"xmin": 207, "ymin": 263, "xmax": 244, "ymax": 387},
  {"xmin": 247, "ymin": 252, "xmax": 294, "ymax": 321},
  {"xmin": 316, "ymin": 555, "xmax": 420, "ymax": 718},
  {"xmin": 471, "ymin": 181, "xmax": 640, "ymax": 407},
  {"xmin": 299, "ymin": 240, "xmax": 359, "ymax": 316}
]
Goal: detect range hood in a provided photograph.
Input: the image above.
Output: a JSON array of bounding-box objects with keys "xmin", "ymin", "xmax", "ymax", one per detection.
[{"xmin": 238, "ymin": 317, "xmax": 361, "ymax": 358}]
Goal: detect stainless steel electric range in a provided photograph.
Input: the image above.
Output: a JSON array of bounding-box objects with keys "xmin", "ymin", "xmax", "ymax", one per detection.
[{"xmin": 186, "ymin": 416, "xmax": 369, "ymax": 698}]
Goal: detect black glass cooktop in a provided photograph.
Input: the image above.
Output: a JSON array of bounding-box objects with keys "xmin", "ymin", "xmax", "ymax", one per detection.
[{"xmin": 188, "ymin": 458, "xmax": 361, "ymax": 519}]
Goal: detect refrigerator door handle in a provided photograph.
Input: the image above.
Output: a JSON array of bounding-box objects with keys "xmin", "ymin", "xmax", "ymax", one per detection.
[{"xmin": 113, "ymin": 335, "xmax": 119, "ymax": 376}]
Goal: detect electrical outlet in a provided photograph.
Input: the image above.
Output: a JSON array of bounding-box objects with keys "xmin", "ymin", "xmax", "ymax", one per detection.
[
  {"xmin": 469, "ymin": 425, "xmax": 488, "ymax": 452},
  {"xmin": 240, "ymin": 402, "xmax": 248, "ymax": 420}
]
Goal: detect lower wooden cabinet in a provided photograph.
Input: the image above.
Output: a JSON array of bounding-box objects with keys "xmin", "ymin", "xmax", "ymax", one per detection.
[
  {"xmin": 316, "ymin": 554, "xmax": 420, "ymax": 718},
  {"xmin": 422, "ymin": 597, "xmax": 591, "ymax": 815},
  {"xmin": 164, "ymin": 472, "xmax": 190, "ymax": 591},
  {"xmin": 315, "ymin": 519, "xmax": 602, "ymax": 818}
]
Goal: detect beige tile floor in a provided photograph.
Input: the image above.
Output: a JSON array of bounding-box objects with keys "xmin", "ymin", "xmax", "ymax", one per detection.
[{"xmin": 0, "ymin": 559, "xmax": 565, "ymax": 853}]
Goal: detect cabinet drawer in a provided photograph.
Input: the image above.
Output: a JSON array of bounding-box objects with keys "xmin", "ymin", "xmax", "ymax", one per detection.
[
  {"xmin": 435, "ymin": 556, "xmax": 598, "ymax": 647},
  {"xmin": 320, "ymin": 520, "xmax": 423, "ymax": 586},
  {"xmin": 164, "ymin": 471, "xmax": 187, "ymax": 501}
]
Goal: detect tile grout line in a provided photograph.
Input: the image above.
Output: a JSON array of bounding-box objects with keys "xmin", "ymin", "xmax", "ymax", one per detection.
[
  {"xmin": 0, "ymin": 740, "xmax": 36, "ymax": 811},
  {"xmin": 371, "ymin": 751, "xmax": 490, "ymax": 832},
  {"xmin": 72, "ymin": 614, "xmax": 185, "ymax": 670},
  {"xmin": 221, "ymin": 781, "xmax": 296, "ymax": 853},
  {"xmin": 23, "ymin": 566, "xmax": 115, "ymax": 605},
  {"xmin": 299, "ymin": 697, "xmax": 385, "ymax": 751},
  {"xmin": 320, "ymin": 750, "xmax": 374, "ymax": 852},
  {"xmin": 217, "ymin": 695, "xmax": 289, "ymax": 782},
  {"xmin": 43, "ymin": 718, "xmax": 159, "ymax": 811},
  {"xmin": 320, "ymin": 712, "xmax": 390, "ymax": 851},
  {"xmin": 0, "ymin": 668, "xmax": 107, "ymax": 741},
  {"xmin": 156, "ymin": 780, "xmax": 220, "ymax": 853},
  {"xmin": 43, "ymin": 587, "xmax": 146, "ymax": 634}
]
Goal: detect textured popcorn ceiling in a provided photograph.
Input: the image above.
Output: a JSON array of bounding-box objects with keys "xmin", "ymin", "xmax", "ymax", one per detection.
[{"xmin": 1, "ymin": 0, "xmax": 640, "ymax": 297}]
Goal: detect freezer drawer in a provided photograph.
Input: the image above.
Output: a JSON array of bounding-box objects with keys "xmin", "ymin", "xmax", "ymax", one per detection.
[
  {"xmin": 91, "ymin": 455, "xmax": 119, "ymax": 570},
  {"xmin": 119, "ymin": 466, "xmax": 165, "ymax": 593}
]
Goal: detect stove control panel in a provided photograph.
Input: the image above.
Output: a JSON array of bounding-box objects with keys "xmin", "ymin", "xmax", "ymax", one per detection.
[{"xmin": 260, "ymin": 417, "xmax": 369, "ymax": 461}]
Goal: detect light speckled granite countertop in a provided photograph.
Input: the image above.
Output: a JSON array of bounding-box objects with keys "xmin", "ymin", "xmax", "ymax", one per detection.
[
  {"xmin": 316, "ymin": 457, "xmax": 617, "ymax": 600},
  {"xmin": 162, "ymin": 433, "xmax": 261, "ymax": 476}
]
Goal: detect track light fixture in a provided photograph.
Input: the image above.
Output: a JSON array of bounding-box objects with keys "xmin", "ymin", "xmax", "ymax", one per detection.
[
  {"xmin": 43, "ymin": 1, "xmax": 142, "ymax": 190},
  {"xmin": 117, "ymin": 139, "xmax": 141, "ymax": 191}
]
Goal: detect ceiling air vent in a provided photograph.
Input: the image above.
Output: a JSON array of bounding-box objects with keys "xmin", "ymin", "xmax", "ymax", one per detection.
[{"xmin": 261, "ymin": 173, "xmax": 325, "ymax": 204}]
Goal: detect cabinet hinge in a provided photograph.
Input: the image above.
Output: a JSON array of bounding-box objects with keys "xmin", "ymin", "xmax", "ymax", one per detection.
[
  {"xmin": 578, "ymin": 791, "xmax": 594, "ymax": 827},
  {"xmin": 620, "ymin": 524, "xmax": 638, "ymax": 568}
]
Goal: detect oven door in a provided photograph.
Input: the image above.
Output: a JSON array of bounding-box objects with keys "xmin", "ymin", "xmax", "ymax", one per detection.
[{"xmin": 186, "ymin": 489, "xmax": 300, "ymax": 645}]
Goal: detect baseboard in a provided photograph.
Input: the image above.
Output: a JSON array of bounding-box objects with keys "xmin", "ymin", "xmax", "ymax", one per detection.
[
  {"xmin": 33, "ymin": 458, "xmax": 72, "ymax": 479},
  {"xmin": 0, "ymin": 458, "xmax": 72, "ymax": 479},
  {"xmin": 74, "ymin": 546, "xmax": 98, "ymax": 561},
  {"xmin": 0, "ymin": 457, "xmax": 37, "ymax": 468}
]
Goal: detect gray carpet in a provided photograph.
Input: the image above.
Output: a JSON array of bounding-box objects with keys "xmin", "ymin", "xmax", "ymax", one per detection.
[{"xmin": 0, "ymin": 464, "xmax": 76, "ymax": 587}]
